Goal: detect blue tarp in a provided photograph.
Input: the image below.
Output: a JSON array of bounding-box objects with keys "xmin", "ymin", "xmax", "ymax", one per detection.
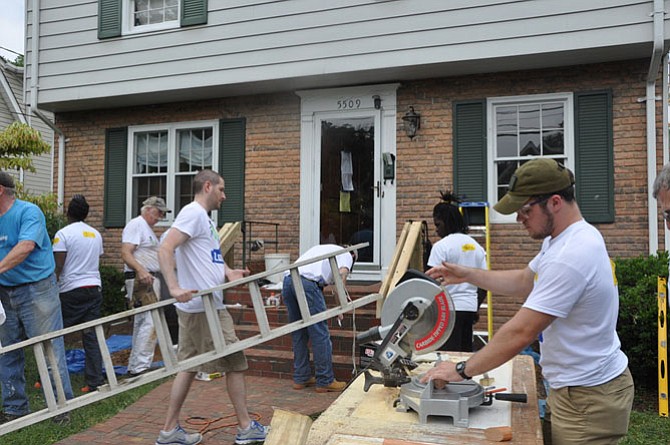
[{"xmin": 65, "ymin": 334, "xmax": 162, "ymax": 376}]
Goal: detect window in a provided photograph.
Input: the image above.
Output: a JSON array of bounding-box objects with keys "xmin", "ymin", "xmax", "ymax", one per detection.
[
  {"xmin": 487, "ymin": 93, "xmax": 574, "ymax": 222},
  {"xmin": 126, "ymin": 0, "xmax": 179, "ymax": 33},
  {"xmin": 129, "ymin": 121, "xmax": 217, "ymax": 222},
  {"xmin": 98, "ymin": 0, "xmax": 207, "ymax": 39},
  {"xmin": 453, "ymin": 90, "xmax": 613, "ymax": 224}
]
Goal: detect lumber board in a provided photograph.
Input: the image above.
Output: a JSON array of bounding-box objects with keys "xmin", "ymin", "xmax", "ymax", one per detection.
[{"xmin": 265, "ymin": 409, "xmax": 313, "ymax": 445}]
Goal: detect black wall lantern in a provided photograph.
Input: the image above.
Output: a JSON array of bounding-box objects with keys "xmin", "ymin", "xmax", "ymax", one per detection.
[{"xmin": 402, "ymin": 106, "xmax": 420, "ymax": 139}]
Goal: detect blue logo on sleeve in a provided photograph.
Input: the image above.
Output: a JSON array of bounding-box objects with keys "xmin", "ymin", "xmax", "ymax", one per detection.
[{"xmin": 211, "ymin": 249, "xmax": 224, "ymax": 264}]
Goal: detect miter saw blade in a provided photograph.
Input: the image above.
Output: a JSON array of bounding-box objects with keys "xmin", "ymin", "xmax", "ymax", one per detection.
[{"xmin": 381, "ymin": 277, "xmax": 456, "ymax": 355}]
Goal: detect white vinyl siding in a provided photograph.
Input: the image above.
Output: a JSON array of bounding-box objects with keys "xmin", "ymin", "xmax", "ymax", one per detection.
[{"xmin": 25, "ymin": 0, "xmax": 668, "ymax": 110}]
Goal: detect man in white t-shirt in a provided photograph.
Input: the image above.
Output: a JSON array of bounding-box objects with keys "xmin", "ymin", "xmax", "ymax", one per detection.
[
  {"xmin": 53, "ymin": 195, "xmax": 105, "ymax": 392},
  {"xmin": 121, "ymin": 196, "xmax": 167, "ymax": 376},
  {"xmin": 281, "ymin": 244, "xmax": 355, "ymax": 393},
  {"xmin": 422, "ymin": 159, "xmax": 634, "ymax": 445},
  {"xmin": 156, "ymin": 170, "xmax": 268, "ymax": 445}
]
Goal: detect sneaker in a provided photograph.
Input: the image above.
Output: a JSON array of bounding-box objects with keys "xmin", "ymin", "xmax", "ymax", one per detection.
[
  {"xmin": 292, "ymin": 376, "xmax": 316, "ymax": 390},
  {"xmin": 0, "ymin": 412, "xmax": 24, "ymax": 424},
  {"xmin": 315, "ymin": 380, "xmax": 346, "ymax": 393},
  {"xmin": 235, "ymin": 419, "xmax": 269, "ymax": 444},
  {"xmin": 53, "ymin": 412, "xmax": 70, "ymax": 426},
  {"xmin": 156, "ymin": 424, "xmax": 202, "ymax": 445}
]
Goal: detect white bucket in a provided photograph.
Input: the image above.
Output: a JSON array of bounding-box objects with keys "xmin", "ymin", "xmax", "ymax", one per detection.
[{"xmin": 264, "ymin": 253, "xmax": 290, "ymax": 283}]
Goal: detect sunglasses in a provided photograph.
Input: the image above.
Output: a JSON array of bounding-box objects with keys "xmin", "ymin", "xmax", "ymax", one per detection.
[{"xmin": 517, "ymin": 196, "xmax": 552, "ymax": 217}]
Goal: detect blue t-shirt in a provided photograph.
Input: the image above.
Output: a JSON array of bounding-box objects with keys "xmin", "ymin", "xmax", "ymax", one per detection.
[{"xmin": 0, "ymin": 199, "xmax": 55, "ymax": 286}]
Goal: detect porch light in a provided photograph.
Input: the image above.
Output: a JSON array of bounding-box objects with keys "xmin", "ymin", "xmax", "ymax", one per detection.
[{"xmin": 402, "ymin": 106, "xmax": 420, "ymax": 140}]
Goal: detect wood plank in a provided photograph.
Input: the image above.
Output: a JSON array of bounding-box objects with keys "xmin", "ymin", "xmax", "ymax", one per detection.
[{"xmin": 265, "ymin": 409, "xmax": 313, "ymax": 445}]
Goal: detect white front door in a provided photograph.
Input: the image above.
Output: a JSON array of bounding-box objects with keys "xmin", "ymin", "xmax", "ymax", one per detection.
[{"xmin": 297, "ymin": 84, "xmax": 399, "ymax": 281}]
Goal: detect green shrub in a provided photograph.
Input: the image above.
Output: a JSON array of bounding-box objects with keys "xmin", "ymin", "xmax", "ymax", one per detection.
[
  {"xmin": 100, "ymin": 265, "xmax": 127, "ymax": 316},
  {"xmin": 615, "ymin": 251, "xmax": 668, "ymax": 391},
  {"xmin": 14, "ymin": 183, "xmax": 66, "ymax": 239}
]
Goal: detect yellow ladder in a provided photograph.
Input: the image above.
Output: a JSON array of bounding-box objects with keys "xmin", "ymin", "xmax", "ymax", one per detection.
[
  {"xmin": 0, "ymin": 244, "xmax": 376, "ymax": 435},
  {"xmin": 659, "ymin": 277, "xmax": 668, "ymax": 417},
  {"xmin": 459, "ymin": 202, "xmax": 493, "ymax": 344}
]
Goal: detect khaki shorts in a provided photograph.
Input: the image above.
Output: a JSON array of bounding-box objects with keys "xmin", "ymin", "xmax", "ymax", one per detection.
[
  {"xmin": 545, "ymin": 367, "xmax": 634, "ymax": 445},
  {"xmin": 177, "ymin": 308, "xmax": 248, "ymax": 374}
]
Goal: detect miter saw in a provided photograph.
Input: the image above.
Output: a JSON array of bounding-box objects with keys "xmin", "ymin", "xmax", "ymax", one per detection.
[{"xmin": 356, "ymin": 270, "xmax": 526, "ymax": 427}]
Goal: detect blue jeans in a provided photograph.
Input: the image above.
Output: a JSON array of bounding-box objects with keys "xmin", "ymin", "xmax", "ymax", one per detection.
[
  {"xmin": 282, "ymin": 275, "xmax": 335, "ymax": 387},
  {"xmin": 0, "ymin": 274, "xmax": 74, "ymax": 415},
  {"xmin": 60, "ymin": 286, "xmax": 105, "ymax": 388}
]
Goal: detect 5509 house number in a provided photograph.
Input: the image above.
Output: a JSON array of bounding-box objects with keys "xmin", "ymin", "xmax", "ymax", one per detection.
[{"xmin": 337, "ymin": 98, "xmax": 362, "ymax": 109}]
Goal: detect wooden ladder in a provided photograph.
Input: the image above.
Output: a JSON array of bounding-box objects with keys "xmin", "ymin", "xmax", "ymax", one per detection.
[{"xmin": 0, "ymin": 244, "xmax": 377, "ymax": 435}]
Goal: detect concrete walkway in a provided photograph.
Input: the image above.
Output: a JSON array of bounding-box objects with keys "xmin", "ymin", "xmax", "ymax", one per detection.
[{"xmin": 55, "ymin": 375, "xmax": 341, "ymax": 444}]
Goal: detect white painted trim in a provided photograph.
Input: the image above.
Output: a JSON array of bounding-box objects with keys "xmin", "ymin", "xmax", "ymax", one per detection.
[{"xmin": 486, "ymin": 92, "xmax": 574, "ymax": 223}]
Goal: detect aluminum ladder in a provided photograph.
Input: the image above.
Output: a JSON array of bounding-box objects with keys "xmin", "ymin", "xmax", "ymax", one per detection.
[{"xmin": 0, "ymin": 244, "xmax": 377, "ymax": 435}]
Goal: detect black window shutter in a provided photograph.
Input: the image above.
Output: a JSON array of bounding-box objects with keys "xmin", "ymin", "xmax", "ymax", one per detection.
[
  {"xmin": 574, "ymin": 91, "xmax": 614, "ymax": 223},
  {"xmin": 104, "ymin": 127, "xmax": 128, "ymax": 227},
  {"xmin": 98, "ymin": 0, "xmax": 122, "ymax": 39},
  {"xmin": 218, "ymin": 118, "xmax": 246, "ymax": 226},
  {"xmin": 453, "ymin": 100, "xmax": 487, "ymax": 202},
  {"xmin": 181, "ymin": 0, "xmax": 208, "ymax": 26}
]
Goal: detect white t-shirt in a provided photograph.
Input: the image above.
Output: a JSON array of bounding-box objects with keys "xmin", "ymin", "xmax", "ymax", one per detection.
[
  {"xmin": 427, "ymin": 233, "xmax": 487, "ymax": 312},
  {"xmin": 525, "ymin": 220, "xmax": 628, "ymax": 389},
  {"xmin": 171, "ymin": 202, "xmax": 226, "ymax": 313},
  {"xmin": 53, "ymin": 221, "xmax": 104, "ymax": 293},
  {"xmin": 122, "ymin": 215, "xmax": 160, "ymax": 272},
  {"xmin": 293, "ymin": 244, "xmax": 354, "ymax": 285}
]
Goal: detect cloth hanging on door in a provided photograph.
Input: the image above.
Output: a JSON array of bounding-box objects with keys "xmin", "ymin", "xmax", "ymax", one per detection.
[
  {"xmin": 341, "ymin": 151, "xmax": 354, "ymax": 191},
  {"xmin": 340, "ymin": 191, "xmax": 351, "ymax": 212}
]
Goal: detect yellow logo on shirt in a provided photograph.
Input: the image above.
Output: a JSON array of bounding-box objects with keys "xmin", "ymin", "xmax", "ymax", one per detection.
[
  {"xmin": 52, "ymin": 237, "xmax": 60, "ymax": 245},
  {"xmin": 610, "ymin": 258, "xmax": 618, "ymax": 286},
  {"xmin": 83, "ymin": 231, "xmax": 96, "ymax": 238},
  {"xmin": 461, "ymin": 243, "xmax": 476, "ymax": 252}
]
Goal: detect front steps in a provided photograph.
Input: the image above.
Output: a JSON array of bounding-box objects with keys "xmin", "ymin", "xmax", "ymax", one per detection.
[{"xmin": 225, "ymin": 282, "xmax": 381, "ymax": 383}]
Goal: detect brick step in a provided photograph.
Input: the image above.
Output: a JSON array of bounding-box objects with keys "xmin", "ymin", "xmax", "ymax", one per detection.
[
  {"xmin": 225, "ymin": 282, "xmax": 382, "ymax": 308},
  {"xmin": 244, "ymin": 347, "xmax": 361, "ymax": 383},
  {"xmin": 227, "ymin": 305, "xmax": 379, "ymax": 331}
]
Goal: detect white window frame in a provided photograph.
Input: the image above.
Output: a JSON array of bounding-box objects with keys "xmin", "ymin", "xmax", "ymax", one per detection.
[
  {"xmin": 126, "ymin": 119, "xmax": 219, "ymax": 225},
  {"xmin": 487, "ymin": 92, "xmax": 574, "ymax": 223},
  {"xmin": 123, "ymin": 0, "xmax": 180, "ymax": 35}
]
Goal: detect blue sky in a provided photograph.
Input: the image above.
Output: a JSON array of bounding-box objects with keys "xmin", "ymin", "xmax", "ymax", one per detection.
[{"xmin": 0, "ymin": 0, "xmax": 25, "ymax": 61}]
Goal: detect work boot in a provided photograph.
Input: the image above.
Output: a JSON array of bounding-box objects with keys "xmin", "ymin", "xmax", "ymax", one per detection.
[
  {"xmin": 292, "ymin": 376, "xmax": 316, "ymax": 390},
  {"xmin": 315, "ymin": 379, "xmax": 346, "ymax": 393}
]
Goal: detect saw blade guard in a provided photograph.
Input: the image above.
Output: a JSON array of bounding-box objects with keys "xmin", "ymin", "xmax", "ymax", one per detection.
[{"xmin": 381, "ymin": 277, "xmax": 456, "ymax": 356}]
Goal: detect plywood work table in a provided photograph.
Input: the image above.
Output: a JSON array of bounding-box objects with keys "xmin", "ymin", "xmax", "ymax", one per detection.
[{"xmin": 306, "ymin": 353, "xmax": 543, "ymax": 445}]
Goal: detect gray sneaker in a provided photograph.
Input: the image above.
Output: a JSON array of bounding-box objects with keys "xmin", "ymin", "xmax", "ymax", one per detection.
[
  {"xmin": 235, "ymin": 419, "xmax": 269, "ymax": 444},
  {"xmin": 155, "ymin": 424, "xmax": 202, "ymax": 445}
]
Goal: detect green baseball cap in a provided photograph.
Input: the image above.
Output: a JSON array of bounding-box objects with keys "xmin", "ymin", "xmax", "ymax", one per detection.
[{"xmin": 493, "ymin": 158, "xmax": 574, "ymax": 215}]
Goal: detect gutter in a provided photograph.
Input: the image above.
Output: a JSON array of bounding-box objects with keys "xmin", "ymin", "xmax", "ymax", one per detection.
[
  {"xmin": 664, "ymin": 53, "xmax": 669, "ymax": 253},
  {"xmin": 646, "ymin": 0, "xmax": 666, "ymax": 255},
  {"xmin": 29, "ymin": 0, "xmax": 66, "ymax": 208}
]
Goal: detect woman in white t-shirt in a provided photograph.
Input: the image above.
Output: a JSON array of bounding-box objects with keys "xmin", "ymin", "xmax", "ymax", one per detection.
[{"xmin": 426, "ymin": 191, "xmax": 487, "ymax": 352}]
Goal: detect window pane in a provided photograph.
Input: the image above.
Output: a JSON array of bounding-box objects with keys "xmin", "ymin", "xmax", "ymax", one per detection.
[
  {"xmin": 165, "ymin": 5, "xmax": 178, "ymax": 21},
  {"xmin": 518, "ymin": 105, "xmax": 540, "ymax": 131},
  {"xmin": 178, "ymin": 127, "xmax": 213, "ymax": 172},
  {"xmin": 496, "ymin": 160, "xmax": 518, "ymax": 191},
  {"xmin": 543, "ymin": 130, "xmax": 564, "ymax": 155},
  {"xmin": 135, "ymin": 11, "xmax": 149, "ymax": 26},
  {"xmin": 496, "ymin": 106, "xmax": 517, "ymax": 133},
  {"xmin": 149, "ymin": 0, "xmax": 163, "ymax": 9},
  {"xmin": 496, "ymin": 133, "xmax": 517, "ymax": 158},
  {"xmin": 132, "ymin": 176, "xmax": 166, "ymax": 216},
  {"xmin": 135, "ymin": 0, "xmax": 149, "ymax": 12},
  {"xmin": 175, "ymin": 174, "xmax": 195, "ymax": 214},
  {"xmin": 542, "ymin": 103, "xmax": 564, "ymax": 129},
  {"xmin": 519, "ymin": 131, "xmax": 540, "ymax": 156},
  {"xmin": 134, "ymin": 131, "xmax": 168, "ymax": 174}
]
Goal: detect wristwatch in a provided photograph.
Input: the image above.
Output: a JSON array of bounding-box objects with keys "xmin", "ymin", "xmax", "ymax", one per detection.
[{"xmin": 455, "ymin": 361, "xmax": 471, "ymax": 380}]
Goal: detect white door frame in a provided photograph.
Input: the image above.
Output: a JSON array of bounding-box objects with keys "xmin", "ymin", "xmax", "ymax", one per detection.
[{"xmin": 296, "ymin": 83, "xmax": 399, "ymax": 281}]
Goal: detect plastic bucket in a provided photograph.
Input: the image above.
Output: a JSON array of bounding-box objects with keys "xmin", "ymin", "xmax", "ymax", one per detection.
[{"xmin": 264, "ymin": 253, "xmax": 290, "ymax": 283}]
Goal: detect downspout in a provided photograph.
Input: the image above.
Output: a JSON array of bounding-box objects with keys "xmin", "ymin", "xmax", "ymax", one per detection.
[
  {"xmin": 646, "ymin": 0, "xmax": 665, "ymax": 255},
  {"xmin": 664, "ymin": 53, "xmax": 669, "ymax": 252},
  {"xmin": 29, "ymin": 0, "xmax": 66, "ymax": 207}
]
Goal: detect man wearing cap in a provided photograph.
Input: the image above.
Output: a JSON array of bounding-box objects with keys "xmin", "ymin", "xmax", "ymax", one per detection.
[
  {"xmin": 121, "ymin": 196, "xmax": 168, "ymax": 376},
  {"xmin": 53, "ymin": 195, "xmax": 105, "ymax": 393},
  {"xmin": 0, "ymin": 172, "xmax": 74, "ymax": 423},
  {"xmin": 422, "ymin": 158, "xmax": 634, "ymax": 444}
]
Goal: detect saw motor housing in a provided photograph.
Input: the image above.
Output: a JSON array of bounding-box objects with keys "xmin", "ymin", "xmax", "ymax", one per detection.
[{"xmin": 357, "ymin": 271, "xmax": 455, "ymax": 390}]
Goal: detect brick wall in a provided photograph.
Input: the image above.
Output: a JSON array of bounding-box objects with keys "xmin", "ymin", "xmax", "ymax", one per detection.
[{"xmin": 55, "ymin": 58, "xmax": 660, "ymax": 329}]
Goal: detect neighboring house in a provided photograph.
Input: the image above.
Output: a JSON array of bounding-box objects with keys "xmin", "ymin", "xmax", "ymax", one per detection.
[
  {"xmin": 23, "ymin": 1, "xmax": 670, "ymax": 326},
  {"xmin": 0, "ymin": 58, "xmax": 53, "ymax": 195}
]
